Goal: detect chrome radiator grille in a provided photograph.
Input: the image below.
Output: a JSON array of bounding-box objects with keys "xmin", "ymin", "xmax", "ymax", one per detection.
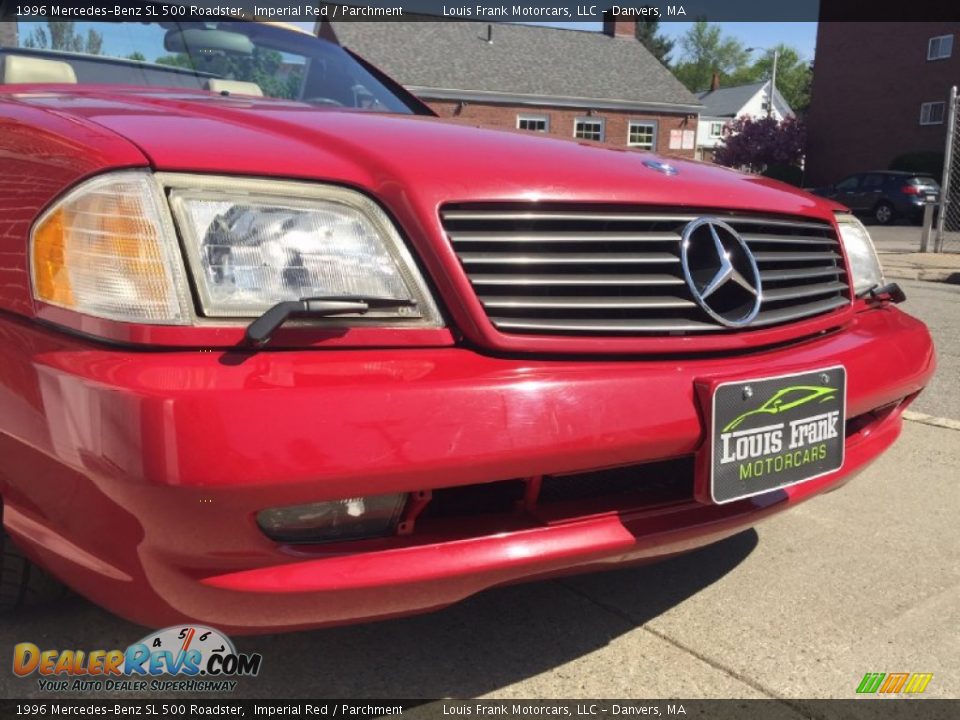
[{"xmin": 442, "ymin": 208, "xmax": 850, "ymax": 335}]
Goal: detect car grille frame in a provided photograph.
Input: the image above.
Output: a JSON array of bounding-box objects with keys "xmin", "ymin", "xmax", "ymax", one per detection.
[{"xmin": 441, "ymin": 207, "xmax": 852, "ymax": 337}]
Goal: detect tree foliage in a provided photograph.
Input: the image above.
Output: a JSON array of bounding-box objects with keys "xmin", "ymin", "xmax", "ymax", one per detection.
[
  {"xmin": 23, "ymin": 22, "xmax": 103, "ymax": 55},
  {"xmin": 670, "ymin": 22, "xmax": 813, "ymax": 114},
  {"xmin": 671, "ymin": 21, "xmax": 749, "ymax": 94},
  {"xmin": 635, "ymin": 19, "xmax": 674, "ymax": 64},
  {"xmin": 712, "ymin": 115, "xmax": 806, "ymax": 172}
]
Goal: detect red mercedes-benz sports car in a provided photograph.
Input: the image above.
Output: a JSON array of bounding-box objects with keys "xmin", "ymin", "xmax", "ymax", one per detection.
[{"xmin": 0, "ymin": 17, "xmax": 934, "ymax": 633}]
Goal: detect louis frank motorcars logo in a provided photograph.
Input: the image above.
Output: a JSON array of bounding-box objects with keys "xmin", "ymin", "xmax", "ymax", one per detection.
[
  {"xmin": 719, "ymin": 385, "xmax": 840, "ymax": 481},
  {"xmin": 13, "ymin": 626, "xmax": 262, "ymax": 693}
]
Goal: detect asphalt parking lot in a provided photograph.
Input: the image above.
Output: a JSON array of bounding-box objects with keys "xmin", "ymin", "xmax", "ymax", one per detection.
[{"xmin": 1, "ymin": 280, "xmax": 957, "ymax": 705}]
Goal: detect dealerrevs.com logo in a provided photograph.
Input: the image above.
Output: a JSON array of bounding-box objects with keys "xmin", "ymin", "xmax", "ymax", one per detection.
[{"xmin": 13, "ymin": 626, "xmax": 262, "ymax": 693}]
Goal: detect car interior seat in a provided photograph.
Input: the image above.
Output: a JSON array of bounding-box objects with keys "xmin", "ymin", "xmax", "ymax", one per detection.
[
  {"xmin": 1, "ymin": 55, "xmax": 78, "ymax": 84},
  {"xmin": 205, "ymin": 79, "xmax": 264, "ymax": 96}
]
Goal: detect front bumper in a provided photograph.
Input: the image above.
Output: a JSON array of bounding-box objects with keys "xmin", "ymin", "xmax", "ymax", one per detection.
[{"xmin": 0, "ymin": 306, "xmax": 935, "ymax": 633}]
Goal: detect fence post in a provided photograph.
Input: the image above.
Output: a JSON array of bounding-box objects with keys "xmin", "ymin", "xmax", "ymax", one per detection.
[{"xmin": 935, "ymin": 85, "xmax": 958, "ymax": 253}]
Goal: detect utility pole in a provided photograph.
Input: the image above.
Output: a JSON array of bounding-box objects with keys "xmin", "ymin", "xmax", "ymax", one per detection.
[
  {"xmin": 747, "ymin": 47, "xmax": 780, "ymax": 119},
  {"xmin": 768, "ymin": 48, "xmax": 779, "ymax": 119}
]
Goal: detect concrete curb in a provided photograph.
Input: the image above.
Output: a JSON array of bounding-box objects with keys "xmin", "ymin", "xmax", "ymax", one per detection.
[{"xmin": 883, "ymin": 267, "xmax": 960, "ymax": 284}]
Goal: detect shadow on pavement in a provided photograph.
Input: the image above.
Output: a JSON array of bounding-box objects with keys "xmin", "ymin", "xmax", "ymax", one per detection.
[{"xmin": 1, "ymin": 530, "xmax": 758, "ymax": 698}]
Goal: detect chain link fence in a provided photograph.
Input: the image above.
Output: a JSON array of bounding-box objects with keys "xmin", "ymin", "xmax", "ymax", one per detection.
[{"xmin": 936, "ymin": 86, "xmax": 960, "ymax": 252}]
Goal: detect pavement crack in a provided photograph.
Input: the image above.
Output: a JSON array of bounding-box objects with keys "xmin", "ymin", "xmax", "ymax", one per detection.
[{"xmin": 903, "ymin": 410, "xmax": 960, "ymax": 431}]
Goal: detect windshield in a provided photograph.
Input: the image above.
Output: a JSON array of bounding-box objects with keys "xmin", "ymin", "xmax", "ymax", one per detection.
[{"xmin": 1, "ymin": 20, "xmax": 418, "ymax": 114}]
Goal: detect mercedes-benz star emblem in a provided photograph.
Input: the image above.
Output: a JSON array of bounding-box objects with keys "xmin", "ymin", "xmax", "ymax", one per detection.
[
  {"xmin": 680, "ymin": 218, "xmax": 763, "ymax": 328},
  {"xmin": 642, "ymin": 159, "xmax": 678, "ymax": 175}
]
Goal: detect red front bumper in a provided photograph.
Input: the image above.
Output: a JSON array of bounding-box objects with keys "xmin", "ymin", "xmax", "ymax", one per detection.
[{"xmin": 0, "ymin": 306, "xmax": 935, "ymax": 633}]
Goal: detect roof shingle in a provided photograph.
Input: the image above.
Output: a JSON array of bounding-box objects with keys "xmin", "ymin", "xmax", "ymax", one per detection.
[
  {"xmin": 697, "ymin": 81, "xmax": 766, "ymax": 117},
  {"xmin": 329, "ymin": 21, "xmax": 702, "ymax": 112}
]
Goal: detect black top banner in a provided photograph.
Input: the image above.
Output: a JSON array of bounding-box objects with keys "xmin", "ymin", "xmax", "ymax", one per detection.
[{"xmin": 3, "ymin": 0, "xmax": 960, "ymax": 23}]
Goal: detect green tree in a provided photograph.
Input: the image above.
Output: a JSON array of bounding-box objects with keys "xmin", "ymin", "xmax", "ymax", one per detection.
[
  {"xmin": 671, "ymin": 20, "xmax": 750, "ymax": 93},
  {"xmin": 635, "ymin": 19, "xmax": 674, "ymax": 64},
  {"xmin": 728, "ymin": 44, "xmax": 813, "ymax": 115},
  {"xmin": 23, "ymin": 22, "xmax": 102, "ymax": 55},
  {"xmin": 126, "ymin": 51, "xmax": 147, "ymax": 62}
]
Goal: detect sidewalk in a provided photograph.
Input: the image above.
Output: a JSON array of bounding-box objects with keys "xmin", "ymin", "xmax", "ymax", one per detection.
[
  {"xmin": 879, "ymin": 251, "xmax": 960, "ymax": 284},
  {"xmin": 868, "ymin": 225, "xmax": 960, "ymax": 284}
]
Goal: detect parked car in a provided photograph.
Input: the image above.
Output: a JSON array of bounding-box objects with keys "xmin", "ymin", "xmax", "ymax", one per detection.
[
  {"xmin": 0, "ymin": 17, "xmax": 935, "ymax": 634},
  {"xmin": 810, "ymin": 171, "xmax": 940, "ymax": 225}
]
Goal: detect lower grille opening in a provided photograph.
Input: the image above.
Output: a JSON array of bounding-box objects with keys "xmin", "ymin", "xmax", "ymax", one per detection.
[
  {"xmin": 540, "ymin": 458, "xmax": 694, "ymax": 506},
  {"xmin": 421, "ymin": 479, "xmax": 526, "ymax": 519},
  {"xmin": 845, "ymin": 399, "xmax": 907, "ymax": 439},
  {"xmin": 419, "ymin": 457, "xmax": 695, "ymax": 524}
]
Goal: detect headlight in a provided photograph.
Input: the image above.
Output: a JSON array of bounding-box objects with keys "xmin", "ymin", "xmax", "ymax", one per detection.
[
  {"xmin": 835, "ymin": 213, "xmax": 885, "ymax": 296},
  {"xmin": 31, "ymin": 171, "xmax": 442, "ymax": 329},
  {"xmin": 165, "ymin": 174, "xmax": 441, "ymax": 324},
  {"xmin": 31, "ymin": 172, "xmax": 192, "ymax": 324}
]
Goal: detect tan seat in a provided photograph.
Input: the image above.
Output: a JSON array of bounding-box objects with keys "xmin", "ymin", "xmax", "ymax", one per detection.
[
  {"xmin": 1, "ymin": 55, "xmax": 77, "ymax": 84},
  {"xmin": 205, "ymin": 79, "xmax": 264, "ymax": 97}
]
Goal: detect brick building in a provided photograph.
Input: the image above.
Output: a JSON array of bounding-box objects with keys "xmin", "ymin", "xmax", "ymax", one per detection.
[
  {"xmin": 806, "ymin": 22, "xmax": 960, "ymax": 187},
  {"xmin": 325, "ymin": 16, "xmax": 701, "ymax": 158}
]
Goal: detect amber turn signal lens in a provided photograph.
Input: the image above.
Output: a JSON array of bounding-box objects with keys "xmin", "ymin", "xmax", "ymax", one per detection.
[
  {"xmin": 32, "ymin": 208, "xmax": 74, "ymax": 307},
  {"xmin": 30, "ymin": 172, "xmax": 190, "ymax": 324}
]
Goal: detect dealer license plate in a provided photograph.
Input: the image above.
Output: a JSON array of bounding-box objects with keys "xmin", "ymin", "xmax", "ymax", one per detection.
[{"xmin": 708, "ymin": 366, "xmax": 846, "ymax": 504}]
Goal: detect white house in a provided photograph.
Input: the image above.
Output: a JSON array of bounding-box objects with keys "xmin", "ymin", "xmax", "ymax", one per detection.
[{"xmin": 696, "ymin": 79, "xmax": 794, "ymax": 161}]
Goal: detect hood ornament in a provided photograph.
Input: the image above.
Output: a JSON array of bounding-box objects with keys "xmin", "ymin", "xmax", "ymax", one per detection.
[{"xmin": 643, "ymin": 159, "xmax": 678, "ymax": 175}]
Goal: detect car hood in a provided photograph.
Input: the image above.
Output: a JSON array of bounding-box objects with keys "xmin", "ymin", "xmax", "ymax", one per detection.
[{"xmin": 22, "ymin": 88, "xmax": 842, "ymax": 220}]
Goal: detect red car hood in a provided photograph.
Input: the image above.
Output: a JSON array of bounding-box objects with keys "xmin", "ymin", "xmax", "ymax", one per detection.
[{"xmin": 22, "ymin": 87, "xmax": 841, "ymax": 220}]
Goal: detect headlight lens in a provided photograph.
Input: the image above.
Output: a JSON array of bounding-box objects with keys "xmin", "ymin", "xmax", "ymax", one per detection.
[
  {"xmin": 166, "ymin": 174, "xmax": 440, "ymax": 324},
  {"xmin": 835, "ymin": 213, "xmax": 885, "ymax": 296},
  {"xmin": 30, "ymin": 171, "xmax": 442, "ymax": 329},
  {"xmin": 31, "ymin": 172, "xmax": 191, "ymax": 324}
]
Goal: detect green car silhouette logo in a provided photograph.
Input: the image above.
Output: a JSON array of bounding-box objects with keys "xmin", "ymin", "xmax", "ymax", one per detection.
[{"xmin": 722, "ymin": 385, "xmax": 838, "ymax": 432}]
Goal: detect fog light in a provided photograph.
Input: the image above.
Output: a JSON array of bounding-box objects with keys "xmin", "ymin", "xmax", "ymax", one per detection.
[{"xmin": 257, "ymin": 493, "xmax": 407, "ymax": 543}]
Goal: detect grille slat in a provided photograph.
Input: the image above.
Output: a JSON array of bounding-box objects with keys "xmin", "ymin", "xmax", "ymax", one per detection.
[
  {"xmin": 761, "ymin": 266, "xmax": 847, "ymax": 282},
  {"xmin": 442, "ymin": 211, "xmax": 700, "ymax": 223},
  {"xmin": 443, "ymin": 208, "xmax": 850, "ymax": 337},
  {"xmin": 763, "ymin": 281, "xmax": 849, "ymax": 303},
  {"xmin": 458, "ymin": 252, "xmax": 680, "ymax": 265},
  {"xmin": 753, "ymin": 250, "xmax": 843, "ymax": 263},
  {"xmin": 450, "ymin": 231, "xmax": 682, "ymax": 244},
  {"xmin": 470, "ymin": 273, "xmax": 687, "ymax": 287},
  {"xmin": 742, "ymin": 233, "xmax": 838, "ymax": 246},
  {"xmin": 490, "ymin": 317, "xmax": 717, "ymax": 333},
  {"xmin": 753, "ymin": 296, "xmax": 850, "ymax": 326},
  {"xmin": 482, "ymin": 295, "xmax": 696, "ymax": 310}
]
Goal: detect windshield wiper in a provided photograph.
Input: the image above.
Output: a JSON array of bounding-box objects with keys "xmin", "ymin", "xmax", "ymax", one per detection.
[{"xmin": 245, "ymin": 296, "xmax": 417, "ymax": 347}]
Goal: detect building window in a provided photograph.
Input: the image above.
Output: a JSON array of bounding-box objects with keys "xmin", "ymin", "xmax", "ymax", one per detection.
[
  {"xmin": 517, "ymin": 115, "xmax": 549, "ymax": 132},
  {"xmin": 920, "ymin": 101, "xmax": 946, "ymax": 125},
  {"xmin": 709, "ymin": 121, "xmax": 724, "ymax": 138},
  {"xmin": 928, "ymin": 34, "xmax": 954, "ymax": 60},
  {"xmin": 574, "ymin": 118, "xmax": 604, "ymax": 142},
  {"xmin": 627, "ymin": 121, "xmax": 657, "ymax": 149}
]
